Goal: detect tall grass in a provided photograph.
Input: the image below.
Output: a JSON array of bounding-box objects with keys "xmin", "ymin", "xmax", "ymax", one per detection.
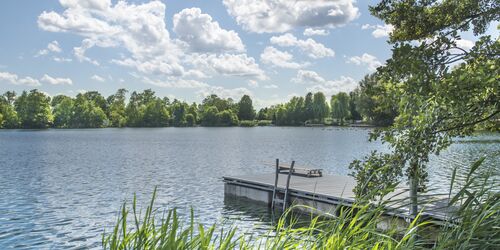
[{"xmin": 103, "ymin": 158, "xmax": 499, "ymax": 249}]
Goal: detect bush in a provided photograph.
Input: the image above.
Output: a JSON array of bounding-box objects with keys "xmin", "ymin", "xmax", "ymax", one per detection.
[
  {"xmin": 216, "ymin": 110, "xmax": 239, "ymax": 126},
  {"xmin": 185, "ymin": 114, "xmax": 195, "ymax": 127},
  {"xmin": 257, "ymin": 120, "xmax": 272, "ymax": 126},
  {"xmin": 239, "ymin": 120, "xmax": 256, "ymax": 127}
]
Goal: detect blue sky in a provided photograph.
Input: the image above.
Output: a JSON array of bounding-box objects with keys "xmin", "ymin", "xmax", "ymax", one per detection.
[{"xmin": 0, "ymin": 0, "xmax": 434, "ymax": 107}]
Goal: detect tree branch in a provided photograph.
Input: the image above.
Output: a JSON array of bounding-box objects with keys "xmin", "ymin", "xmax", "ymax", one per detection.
[{"xmin": 433, "ymin": 109, "xmax": 500, "ymax": 134}]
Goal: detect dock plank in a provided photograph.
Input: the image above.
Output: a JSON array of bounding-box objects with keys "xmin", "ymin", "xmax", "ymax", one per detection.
[{"xmin": 224, "ymin": 174, "xmax": 454, "ymax": 222}]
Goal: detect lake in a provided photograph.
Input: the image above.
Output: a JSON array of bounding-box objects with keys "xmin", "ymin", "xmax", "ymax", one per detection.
[{"xmin": 0, "ymin": 127, "xmax": 498, "ymax": 249}]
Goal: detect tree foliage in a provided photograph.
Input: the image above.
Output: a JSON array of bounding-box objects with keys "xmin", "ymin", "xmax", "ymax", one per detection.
[
  {"xmin": 350, "ymin": 0, "xmax": 500, "ymax": 200},
  {"xmin": 71, "ymin": 93, "xmax": 107, "ymax": 128},
  {"xmin": 237, "ymin": 95, "xmax": 255, "ymax": 121},
  {"xmin": 352, "ymin": 74, "xmax": 398, "ymax": 126},
  {"xmin": 15, "ymin": 90, "xmax": 53, "ymax": 128},
  {"xmin": 52, "ymin": 95, "xmax": 74, "ymax": 128},
  {"xmin": 107, "ymin": 89, "xmax": 128, "ymax": 127},
  {"xmin": 0, "ymin": 84, "xmax": 402, "ymax": 129},
  {"xmin": 312, "ymin": 92, "xmax": 329, "ymax": 122},
  {"xmin": 331, "ymin": 92, "xmax": 350, "ymax": 125}
]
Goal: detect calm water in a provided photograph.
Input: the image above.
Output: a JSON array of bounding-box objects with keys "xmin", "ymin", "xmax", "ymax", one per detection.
[{"xmin": 0, "ymin": 127, "xmax": 498, "ymax": 249}]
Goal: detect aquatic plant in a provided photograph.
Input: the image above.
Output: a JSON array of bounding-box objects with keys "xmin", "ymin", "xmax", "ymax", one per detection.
[{"xmin": 103, "ymin": 158, "xmax": 499, "ymax": 249}]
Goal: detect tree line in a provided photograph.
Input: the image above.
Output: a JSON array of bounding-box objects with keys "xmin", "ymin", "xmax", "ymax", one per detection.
[
  {"xmin": 0, "ymin": 74, "xmax": 398, "ymax": 129},
  {"xmin": 256, "ymin": 73, "xmax": 397, "ymax": 126}
]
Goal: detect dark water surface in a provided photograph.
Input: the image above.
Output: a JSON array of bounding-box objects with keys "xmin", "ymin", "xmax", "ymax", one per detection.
[{"xmin": 0, "ymin": 127, "xmax": 498, "ymax": 249}]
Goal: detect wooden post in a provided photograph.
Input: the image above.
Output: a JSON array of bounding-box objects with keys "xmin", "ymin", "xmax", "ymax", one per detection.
[
  {"xmin": 410, "ymin": 175, "xmax": 418, "ymax": 217},
  {"xmin": 271, "ymin": 158, "xmax": 279, "ymax": 210},
  {"xmin": 283, "ymin": 160, "xmax": 295, "ymax": 213},
  {"xmin": 409, "ymin": 163, "xmax": 419, "ymax": 244},
  {"xmin": 409, "ymin": 160, "xmax": 419, "ymax": 218}
]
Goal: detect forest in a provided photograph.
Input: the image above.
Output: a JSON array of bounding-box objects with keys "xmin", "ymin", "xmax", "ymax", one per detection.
[{"xmin": 0, "ymin": 73, "xmax": 397, "ymax": 129}]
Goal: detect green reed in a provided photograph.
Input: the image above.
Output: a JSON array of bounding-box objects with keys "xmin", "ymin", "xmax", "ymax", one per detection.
[{"xmin": 103, "ymin": 157, "xmax": 499, "ymax": 249}]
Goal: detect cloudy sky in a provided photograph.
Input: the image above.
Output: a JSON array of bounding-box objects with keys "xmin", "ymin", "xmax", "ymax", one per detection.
[{"xmin": 0, "ymin": 0, "xmax": 478, "ymax": 108}]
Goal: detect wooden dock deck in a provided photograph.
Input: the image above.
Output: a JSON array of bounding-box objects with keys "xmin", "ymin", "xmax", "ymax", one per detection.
[{"xmin": 223, "ymin": 174, "xmax": 453, "ymax": 223}]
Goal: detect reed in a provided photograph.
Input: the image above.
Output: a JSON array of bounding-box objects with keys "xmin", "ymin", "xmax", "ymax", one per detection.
[{"xmin": 103, "ymin": 158, "xmax": 499, "ymax": 249}]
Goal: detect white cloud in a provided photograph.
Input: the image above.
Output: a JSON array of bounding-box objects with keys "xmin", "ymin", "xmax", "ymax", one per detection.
[
  {"xmin": 74, "ymin": 39, "xmax": 100, "ymax": 65},
  {"xmin": 47, "ymin": 40, "xmax": 62, "ymax": 53},
  {"xmin": 248, "ymin": 79, "xmax": 259, "ymax": 88},
  {"xmin": 53, "ymin": 57, "xmax": 73, "ymax": 62},
  {"xmin": 263, "ymin": 84, "xmax": 278, "ymax": 89},
  {"xmin": 347, "ymin": 53, "xmax": 382, "ymax": 72},
  {"xmin": 362, "ymin": 24, "xmax": 394, "ymax": 38},
  {"xmin": 197, "ymin": 85, "xmax": 253, "ymax": 100},
  {"xmin": 91, "ymin": 74, "xmax": 105, "ymax": 82},
  {"xmin": 111, "ymin": 57, "xmax": 183, "ymax": 76},
  {"xmin": 39, "ymin": 0, "xmax": 182, "ymax": 74},
  {"xmin": 303, "ymin": 28, "xmax": 329, "ymax": 36},
  {"xmin": 223, "ymin": 0, "xmax": 359, "ymax": 33},
  {"xmin": 260, "ymin": 46, "xmax": 307, "ymax": 69},
  {"xmin": 291, "ymin": 70, "xmax": 356, "ymax": 96},
  {"xmin": 142, "ymin": 76, "xmax": 209, "ymax": 89},
  {"xmin": 59, "ymin": 0, "xmax": 112, "ymax": 11},
  {"xmin": 307, "ymin": 76, "xmax": 357, "ymax": 96},
  {"xmin": 173, "ymin": 8, "xmax": 245, "ymax": 53},
  {"xmin": 41, "ymin": 74, "xmax": 73, "ymax": 85},
  {"xmin": 36, "ymin": 49, "xmax": 49, "ymax": 57},
  {"xmin": 36, "ymin": 40, "xmax": 62, "ymax": 57},
  {"xmin": 185, "ymin": 53, "xmax": 267, "ymax": 80},
  {"xmin": 292, "ymin": 70, "xmax": 326, "ymax": 83},
  {"xmin": 38, "ymin": 0, "xmax": 265, "ymax": 87},
  {"xmin": 0, "ymin": 71, "xmax": 41, "ymax": 86},
  {"xmin": 270, "ymin": 33, "xmax": 334, "ymax": 59},
  {"xmin": 455, "ymin": 39, "xmax": 474, "ymax": 50}
]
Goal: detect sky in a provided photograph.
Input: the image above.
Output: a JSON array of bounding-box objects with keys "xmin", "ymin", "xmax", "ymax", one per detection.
[{"xmin": 0, "ymin": 0, "xmax": 482, "ymax": 108}]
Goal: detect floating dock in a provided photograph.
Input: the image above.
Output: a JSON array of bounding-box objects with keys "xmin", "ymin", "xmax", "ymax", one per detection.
[{"xmin": 223, "ymin": 173, "xmax": 453, "ymax": 224}]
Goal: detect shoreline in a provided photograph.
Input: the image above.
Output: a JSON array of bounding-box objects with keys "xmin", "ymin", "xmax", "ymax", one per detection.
[{"xmin": 0, "ymin": 123, "xmax": 380, "ymax": 130}]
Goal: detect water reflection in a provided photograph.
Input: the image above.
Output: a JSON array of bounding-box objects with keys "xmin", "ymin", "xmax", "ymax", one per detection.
[{"xmin": 0, "ymin": 128, "xmax": 497, "ymax": 248}]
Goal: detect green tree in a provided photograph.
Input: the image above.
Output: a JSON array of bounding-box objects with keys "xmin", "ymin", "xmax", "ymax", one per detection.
[
  {"xmin": 126, "ymin": 91, "xmax": 145, "ymax": 127},
  {"xmin": 202, "ymin": 94, "xmax": 231, "ymax": 112},
  {"xmin": 237, "ymin": 95, "xmax": 255, "ymax": 121},
  {"xmin": 201, "ymin": 106, "xmax": 219, "ymax": 126},
  {"xmin": 354, "ymin": 74, "xmax": 398, "ymax": 126},
  {"xmin": 71, "ymin": 93, "xmax": 107, "ymax": 128},
  {"xmin": 187, "ymin": 103, "xmax": 199, "ymax": 125},
  {"xmin": 52, "ymin": 95, "xmax": 74, "ymax": 128},
  {"xmin": 304, "ymin": 92, "xmax": 314, "ymax": 122},
  {"xmin": 143, "ymin": 98, "xmax": 170, "ymax": 127},
  {"xmin": 275, "ymin": 106, "xmax": 288, "ymax": 126},
  {"xmin": 287, "ymin": 96, "xmax": 305, "ymax": 125},
  {"xmin": 331, "ymin": 92, "xmax": 350, "ymax": 125},
  {"xmin": 256, "ymin": 108, "xmax": 268, "ymax": 120},
  {"xmin": 185, "ymin": 114, "xmax": 195, "ymax": 127},
  {"xmin": 348, "ymin": 91, "xmax": 362, "ymax": 121},
  {"xmin": 107, "ymin": 89, "xmax": 128, "ymax": 127},
  {"xmin": 82, "ymin": 91, "xmax": 108, "ymax": 114},
  {"xmin": 15, "ymin": 90, "xmax": 53, "ymax": 128},
  {"xmin": 0, "ymin": 104, "xmax": 19, "ymax": 128},
  {"xmin": 0, "ymin": 92, "xmax": 20, "ymax": 128},
  {"xmin": 350, "ymin": 0, "xmax": 500, "ymax": 217},
  {"xmin": 3, "ymin": 91, "xmax": 16, "ymax": 105},
  {"xmin": 138, "ymin": 89, "xmax": 156, "ymax": 106},
  {"xmin": 312, "ymin": 92, "xmax": 329, "ymax": 122},
  {"xmin": 171, "ymin": 102, "xmax": 188, "ymax": 127},
  {"xmin": 217, "ymin": 110, "xmax": 239, "ymax": 126}
]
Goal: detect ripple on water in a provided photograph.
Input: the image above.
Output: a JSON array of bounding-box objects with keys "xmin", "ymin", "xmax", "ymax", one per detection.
[{"xmin": 0, "ymin": 128, "xmax": 498, "ymax": 248}]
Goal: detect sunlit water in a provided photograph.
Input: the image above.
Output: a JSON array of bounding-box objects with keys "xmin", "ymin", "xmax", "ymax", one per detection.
[{"xmin": 0, "ymin": 127, "xmax": 498, "ymax": 249}]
